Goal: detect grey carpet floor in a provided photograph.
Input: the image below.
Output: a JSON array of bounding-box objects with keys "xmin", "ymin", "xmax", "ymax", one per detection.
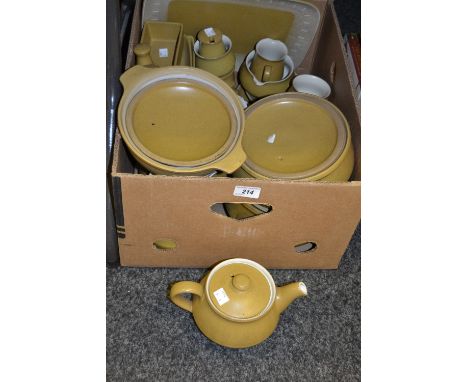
[{"xmin": 106, "ymin": 223, "xmax": 360, "ymax": 381}]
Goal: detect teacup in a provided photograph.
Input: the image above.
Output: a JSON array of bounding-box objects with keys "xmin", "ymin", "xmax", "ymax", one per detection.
[
  {"xmin": 290, "ymin": 74, "xmax": 331, "ymax": 98},
  {"xmin": 239, "ymin": 50, "xmax": 294, "ymax": 99},
  {"xmin": 251, "ymin": 38, "xmax": 288, "ymax": 82},
  {"xmin": 194, "ymin": 35, "xmax": 236, "ymax": 77},
  {"xmin": 196, "ymin": 27, "xmax": 225, "ymax": 58}
]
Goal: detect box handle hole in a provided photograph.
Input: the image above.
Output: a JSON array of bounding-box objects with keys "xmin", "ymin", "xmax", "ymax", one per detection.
[
  {"xmin": 294, "ymin": 241, "xmax": 317, "ymax": 253},
  {"xmin": 211, "ymin": 203, "xmax": 272, "ymax": 221},
  {"xmin": 153, "ymin": 239, "xmax": 177, "ymax": 250}
]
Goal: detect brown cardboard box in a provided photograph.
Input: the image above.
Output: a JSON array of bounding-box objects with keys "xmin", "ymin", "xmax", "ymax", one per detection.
[{"xmin": 111, "ymin": 0, "xmax": 361, "ymax": 269}]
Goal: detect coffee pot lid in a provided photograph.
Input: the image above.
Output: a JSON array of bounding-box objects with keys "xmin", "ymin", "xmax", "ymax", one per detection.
[
  {"xmin": 197, "ymin": 27, "xmax": 223, "ymax": 44},
  {"xmin": 206, "ymin": 258, "xmax": 276, "ymax": 321}
]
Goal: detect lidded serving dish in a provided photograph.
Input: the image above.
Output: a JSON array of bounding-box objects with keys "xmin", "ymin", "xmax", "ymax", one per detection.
[
  {"xmin": 225, "ymin": 92, "xmax": 355, "ymax": 219},
  {"xmin": 118, "ymin": 65, "xmax": 246, "ymax": 175},
  {"xmin": 237, "ymin": 93, "xmax": 354, "ymax": 180}
]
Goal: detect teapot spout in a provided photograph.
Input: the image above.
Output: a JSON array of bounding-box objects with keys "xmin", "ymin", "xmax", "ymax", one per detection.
[{"xmin": 275, "ymin": 282, "xmax": 308, "ymax": 313}]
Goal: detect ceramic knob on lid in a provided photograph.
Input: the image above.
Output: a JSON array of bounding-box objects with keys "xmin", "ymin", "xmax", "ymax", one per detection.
[
  {"xmin": 134, "ymin": 43, "xmax": 153, "ymax": 66},
  {"xmin": 232, "ymin": 274, "xmax": 250, "ymax": 291},
  {"xmin": 206, "ymin": 259, "xmax": 276, "ymax": 321}
]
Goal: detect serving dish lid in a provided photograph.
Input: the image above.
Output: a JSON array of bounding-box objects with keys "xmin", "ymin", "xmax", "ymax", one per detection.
[
  {"xmin": 206, "ymin": 258, "xmax": 275, "ymax": 321},
  {"xmin": 241, "ymin": 93, "xmax": 351, "ymax": 180},
  {"xmin": 118, "ymin": 65, "xmax": 246, "ymax": 173},
  {"xmin": 127, "ymin": 79, "xmax": 233, "ymax": 164}
]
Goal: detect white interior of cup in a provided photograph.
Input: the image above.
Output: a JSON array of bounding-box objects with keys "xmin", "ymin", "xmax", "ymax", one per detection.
[
  {"xmin": 255, "ymin": 38, "xmax": 288, "ymax": 61},
  {"xmin": 292, "ymin": 74, "xmax": 331, "ymax": 98}
]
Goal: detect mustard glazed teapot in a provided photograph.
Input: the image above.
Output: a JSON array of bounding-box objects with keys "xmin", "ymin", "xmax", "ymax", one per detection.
[{"xmin": 169, "ymin": 258, "xmax": 308, "ymax": 348}]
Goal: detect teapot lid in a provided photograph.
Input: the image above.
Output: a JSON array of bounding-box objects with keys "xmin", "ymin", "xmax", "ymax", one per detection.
[{"xmin": 205, "ymin": 258, "xmax": 276, "ymax": 322}]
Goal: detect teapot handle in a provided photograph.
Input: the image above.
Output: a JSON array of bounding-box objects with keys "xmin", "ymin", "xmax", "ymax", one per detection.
[{"xmin": 169, "ymin": 281, "xmax": 203, "ymax": 312}]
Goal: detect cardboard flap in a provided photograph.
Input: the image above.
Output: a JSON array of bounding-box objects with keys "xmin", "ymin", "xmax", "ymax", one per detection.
[{"xmin": 312, "ymin": 2, "xmax": 361, "ymax": 180}]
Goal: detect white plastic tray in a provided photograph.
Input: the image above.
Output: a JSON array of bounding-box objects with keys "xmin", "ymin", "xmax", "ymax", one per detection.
[{"xmin": 142, "ymin": 0, "xmax": 320, "ymax": 68}]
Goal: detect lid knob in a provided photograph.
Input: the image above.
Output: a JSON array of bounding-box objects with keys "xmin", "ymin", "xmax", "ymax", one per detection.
[
  {"xmin": 232, "ymin": 274, "xmax": 251, "ymax": 291},
  {"xmin": 134, "ymin": 43, "xmax": 153, "ymax": 66},
  {"xmin": 134, "ymin": 43, "xmax": 150, "ymax": 56}
]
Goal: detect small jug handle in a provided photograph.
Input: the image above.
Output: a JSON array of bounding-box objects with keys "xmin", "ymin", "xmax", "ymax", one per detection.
[
  {"xmin": 262, "ymin": 65, "xmax": 271, "ymax": 82},
  {"xmin": 169, "ymin": 281, "xmax": 203, "ymax": 312}
]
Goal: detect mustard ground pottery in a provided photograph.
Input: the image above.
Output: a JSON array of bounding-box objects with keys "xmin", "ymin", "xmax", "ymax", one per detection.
[
  {"xmin": 169, "ymin": 258, "xmax": 308, "ymax": 348},
  {"xmin": 142, "ymin": 0, "xmax": 322, "ymax": 67},
  {"xmin": 140, "ymin": 21, "xmax": 184, "ymax": 67},
  {"xmin": 235, "ymin": 85, "xmax": 250, "ymax": 108},
  {"xmin": 224, "ymin": 92, "xmax": 354, "ymax": 219},
  {"xmin": 194, "ymin": 34, "xmax": 236, "ymax": 77},
  {"xmin": 251, "ymin": 38, "xmax": 288, "ymax": 82},
  {"xmin": 118, "ymin": 65, "xmax": 246, "ymax": 175},
  {"xmin": 196, "ymin": 27, "xmax": 226, "ymax": 58},
  {"xmin": 220, "ymin": 68, "xmax": 237, "ymax": 89},
  {"xmin": 134, "ymin": 43, "xmax": 153, "ymax": 66},
  {"xmin": 177, "ymin": 34, "xmax": 195, "ymax": 67},
  {"xmin": 290, "ymin": 74, "xmax": 331, "ymax": 98},
  {"xmin": 239, "ymin": 50, "xmax": 294, "ymax": 99}
]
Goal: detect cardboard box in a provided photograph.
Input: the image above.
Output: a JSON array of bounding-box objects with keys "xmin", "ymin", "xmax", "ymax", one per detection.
[{"xmin": 111, "ymin": 0, "xmax": 361, "ymax": 269}]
